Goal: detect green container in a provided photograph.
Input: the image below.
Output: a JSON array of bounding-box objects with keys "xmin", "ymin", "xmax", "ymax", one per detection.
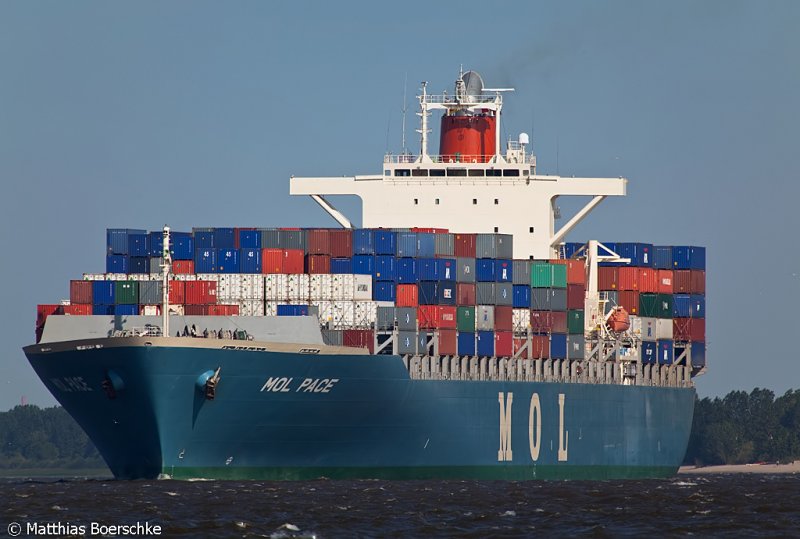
[
  {"xmin": 639, "ymin": 293, "xmax": 660, "ymax": 317},
  {"xmin": 531, "ymin": 263, "xmax": 567, "ymax": 288},
  {"xmin": 656, "ymin": 293, "xmax": 673, "ymax": 319},
  {"xmin": 457, "ymin": 306, "xmax": 476, "ymax": 332},
  {"xmin": 115, "ymin": 280, "xmax": 139, "ymax": 305},
  {"xmin": 567, "ymin": 310, "xmax": 584, "ymax": 334}
]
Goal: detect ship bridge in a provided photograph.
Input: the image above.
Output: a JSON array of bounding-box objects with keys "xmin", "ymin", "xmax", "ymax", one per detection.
[{"xmin": 290, "ymin": 70, "xmax": 626, "ymax": 260}]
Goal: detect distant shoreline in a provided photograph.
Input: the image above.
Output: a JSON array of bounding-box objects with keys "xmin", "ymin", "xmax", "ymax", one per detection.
[
  {"xmin": 679, "ymin": 462, "xmax": 800, "ymax": 474},
  {"xmin": 0, "ymin": 468, "xmax": 112, "ymax": 479}
]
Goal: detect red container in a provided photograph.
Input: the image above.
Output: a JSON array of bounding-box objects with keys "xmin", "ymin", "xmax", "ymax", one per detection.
[
  {"xmin": 657, "ymin": 270, "xmax": 674, "ymax": 294},
  {"xmin": 169, "ymin": 280, "xmax": 186, "ymax": 304},
  {"xmin": 418, "ymin": 306, "xmax": 457, "ymax": 329},
  {"xmin": 531, "ymin": 335, "xmax": 551, "ymax": 359},
  {"xmin": 343, "ymin": 329, "xmax": 375, "ymax": 353},
  {"xmin": 184, "ymin": 304, "xmax": 209, "ymax": 315},
  {"xmin": 306, "ymin": 254, "xmax": 331, "ymax": 274},
  {"xmin": 494, "ymin": 306, "xmax": 513, "ymax": 331},
  {"xmin": 284, "ymin": 249, "xmax": 305, "ymax": 274},
  {"xmin": 185, "ymin": 280, "xmax": 217, "ymax": 305},
  {"xmin": 36, "ymin": 304, "xmax": 62, "ymax": 327},
  {"xmin": 566, "ymin": 260, "xmax": 585, "ymax": 285},
  {"xmin": 673, "ymin": 270, "xmax": 691, "ymax": 293},
  {"xmin": 513, "ymin": 337, "xmax": 530, "ymax": 359},
  {"xmin": 208, "ymin": 304, "xmax": 240, "ymax": 316},
  {"xmin": 307, "ymin": 229, "xmax": 331, "ymax": 255},
  {"xmin": 396, "ymin": 284, "xmax": 419, "ymax": 307},
  {"xmin": 437, "ymin": 329, "xmax": 457, "ymax": 355},
  {"xmin": 673, "ymin": 318, "xmax": 705, "ymax": 342},
  {"xmin": 530, "ymin": 311, "xmax": 567, "ymax": 333},
  {"xmin": 454, "ymin": 233, "xmax": 477, "ymax": 257},
  {"xmin": 618, "ymin": 267, "xmax": 639, "ymax": 291},
  {"xmin": 329, "ymin": 229, "xmax": 353, "ymax": 258},
  {"xmin": 690, "ymin": 270, "xmax": 706, "ymax": 294},
  {"xmin": 262, "ymin": 248, "xmax": 284, "ymax": 274},
  {"xmin": 494, "ymin": 331, "xmax": 513, "ymax": 357},
  {"xmin": 617, "ymin": 290, "xmax": 640, "ymax": 315},
  {"xmin": 456, "ymin": 283, "xmax": 476, "ymax": 305},
  {"xmin": 567, "ymin": 284, "xmax": 585, "ymax": 310},
  {"xmin": 63, "ymin": 304, "xmax": 91, "ymax": 315},
  {"xmin": 172, "ymin": 260, "xmax": 195, "ymax": 275},
  {"xmin": 412, "ymin": 227, "xmax": 449, "ymax": 234},
  {"xmin": 637, "ymin": 268, "xmax": 659, "ymax": 293},
  {"xmin": 598, "ymin": 267, "xmax": 619, "ymax": 290},
  {"xmin": 70, "ymin": 280, "xmax": 93, "ymax": 304}
]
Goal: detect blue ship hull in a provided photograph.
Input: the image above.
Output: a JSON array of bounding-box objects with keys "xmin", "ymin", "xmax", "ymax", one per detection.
[{"xmin": 24, "ymin": 338, "xmax": 695, "ymax": 480}]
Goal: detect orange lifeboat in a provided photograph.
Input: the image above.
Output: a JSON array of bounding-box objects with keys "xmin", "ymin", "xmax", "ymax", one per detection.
[{"xmin": 606, "ymin": 306, "xmax": 630, "ymax": 332}]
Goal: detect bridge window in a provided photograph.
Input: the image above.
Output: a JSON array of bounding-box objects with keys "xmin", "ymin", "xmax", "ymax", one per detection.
[
  {"xmin": 529, "ymin": 227, "xmax": 534, "ymax": 233},
  {"xmin": 468, "ymin": 169, "xmax": 485, "ymax": 177},
  {"xmin": 435, "ymin": 198, "xmax": 440, "ymax": 205},
  {"xmin": 430, "ymin": 169, "xmax": 445, "ymax": 177},
  {"xmin": 503, "ymin": 169, "xmax": 520, "ymax": 177},
  {"xmin": 384, "ymin": 170, "xmax": 390, "ymax": 176},
  {"xmin": 494, "ymin": 227, "xmax": 499, "ymax": 233},
  {"xmin": 412, "ymin": 169, "xmax": 428, "ymax": 177},
  {"xmin": 486, "ymin": 169, "xmax": 502, "ymax": 177},
  {"xmin": 414, "ymin": 198, "xmax": 418, "ymax": 205},
  {"xmin": 395, "ymin": 169, "xmax": 411, "ymax": 177},
  {"xmin": 494, "ymin": 199, "xmax": 499, "ymax": 205},
  {"xmin": 447, "ymin": 168, "xmax": 466, "ymax": 177},
  {"xmin": 472, "ymin": 199, "xmax": 477, "ymax": 205}
]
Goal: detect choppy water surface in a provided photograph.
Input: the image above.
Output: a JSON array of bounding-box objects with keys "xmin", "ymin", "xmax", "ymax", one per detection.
[{"xmin": 2, "ymin": 474, "xmax": 799, "ymax": 538}]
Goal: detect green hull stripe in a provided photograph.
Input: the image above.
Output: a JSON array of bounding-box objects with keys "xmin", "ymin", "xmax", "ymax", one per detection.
[{"xmin": 163, "ymin": 465, "xmax": 678, "ymax": 481}]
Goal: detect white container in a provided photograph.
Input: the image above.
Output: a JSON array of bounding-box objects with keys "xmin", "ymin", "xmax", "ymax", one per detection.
[
  {"xmin": 141, "ymin": 305, "xmax": 161, "ymax": 316},
  {"xmin": 311, "ymin": 300, "xmax": 335, "ymax": 324},
  {"xmin": 330, "ymin": 274, "xmax": 352, "ymax": 300},
  {"xmin": 309, "ymin": 274, "xmax": 328, "ymax": 300},
  {"xmin": 167, "ymin": 304, "xmax": 185, "ymax": 315},
  {"xmin": 512, "ymin": 308, "xmax": 530, "ymax": 331},
  {"xmin": 332, "ymin": 300, "xmax": 355, "ymax": 328},
  {"xmin": 105, "ymin": 273, "xmax": 128, "ymax": 281},
  {"xmin": 264, "ymin": 301, "xmax": 279, "ymax": 316},
  {"xmin": 353, "ymin": 301, "xmax": 377, "ymax": 328},
  {"xmin": 287, "ymin": 274, "xmax": 309, "ymax": 302},
  {"xmin": 83, "ymin": 273, "xmax": 106, "ymax": 281},
  {"xmin": 353, "ymin": 275, "xmax": 373, "ymax": 301},
  {"xmin": 236, "ymin": 299, "xmax": 265, "ymax": 316},
  {"xmin": 174, "ymin": 274, "xmax": 197, "ymax": 281},
  {"xmin": 640, "ymin": 317, "xmax": 657, "ymax": 341},
  {"xmin": 265, "ymin": 274, "xmax": 285, "ymax": 300},
  {"xmin": 656, "ymin": 318, "xmax": 673, "ymax": 340},
  {"xmin": 195, "ymin": 273, "xmax": 220, "ymax": 282}
]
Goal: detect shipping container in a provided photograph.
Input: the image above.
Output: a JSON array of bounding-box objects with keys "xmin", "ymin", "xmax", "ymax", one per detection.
[
  {"xmin": 352, "ymin": 255, "xmax": 373, "ymax": 275},
  {"xmin": 637, "ymin": 317, "xmax": 657, "ymax": 341},
  {"xmin": 419, "ymin": 258, "xmax": 442, "ymax": 281},
  {"xmin": 512, "ymin": 308, "xmax": 531, "ymax": 331},
  {"xmin": 374, "ymin": 230, "xmax": 397, "ymax": 255},
  {"xmin": 212, "ymin": 228, "xmax": 235, "ymax": 249},
  {"xmin": 476, "ymin": 282, "xmax": 496, "ymax": 305},
  {"xmin": 512, "ymin": 337, "xmax": 529, "ymax": 359},
  {"xmin": 618, "ymin": 267, "xmax": 639, "ymax": 291},
  {"xmin": 673, "ymin": 246, "xmax": 706, "ymax": 270},
  {"xmin": 418, "ymin": 305, "xmax": 457, "ymax": 329},
  {"xmin": 306, "ymin": 254, "xmax": 331, "ymax": 274},
  {"xmin": 616, "ymin": 242, "xmax": 654, "ymax": 267},
  {"xmin": 418, "ymin": 281, "xmax": 438, "ymax": 305},
  {"xmin": 598, "ymin": 266, "xmax": 619, "ymax": 290},
  {"xmin": 376, "ymin": 305, "xmax": 395, "ymax": 330},
  {"xmin": 238, "ymin": 229, "xmax": 261, "ymax": 249},
  {"xmin": 172, "ymin": 260, "xmax": 194, "ymax": 275},
  {"xmin": 396, "ymin": 232, "xmax": 418, "ymax": 257},
  {"xmin": 92, "ymin": 281, "xmax": 116, "ymax": 305},
  {"xmin": 434, "ymin": 233, "xmax": 455, "ymax": 257},
  {"xmin": 641, "ymin": 341, "xmax": 657, "ymax": 365},
  {"xmin": 456, "ymin": 257, "xmax": 477, "ymax": 283},
  {"xmin": 373, "ymin": 281, "xmax": 396, "ymax": 302},
  {"xmin": 194, "ymin": 230, "xmax": 215, "ymax": 248},
  {"xmin": 260, "ymin": 229, "xmax": 281, "ymax": 249},
  {"xmin": 306, "ymin": 229, "xmax": 329, "ymax": 255},
  {"xmin": 63, "ymin": 304, "xmax": 91, "ymax": 316},
  {"xmin": 129, "ymin": 257, "xmax": 149, "ymax": 274},
  {"xmin": 169, "ymin": 280, "xmax": 185, "ymax": 304},
  {"xmin": 456, "ymin": 283, "xmax": 476, "ymax": 305},
  {"xmin": 262, "ymin": 248, "xmax": 284, "ymax": 274},
  {"xmin": 513, "ymin": 260, "xmax": 531, "ymax": 285},
  {"xmin": 70, "ymin": 280, "xmax": 93, "ymax": 304},
  {"xmin": 690, "ymin": 270, "xmax": 706, "ymax": 294},
  {"xmin": 416, "ymin": 233, "xmax": 436, "ymax": 258},
  {"xmin": 138, "ymin": 280, "xmax": 163, "ymax": 304},
  {"xmin": 107, "ymin": 228, "xmax": 145, "ymax": 255},
  {"xmin": 617, "ymin": 290, "xmax": 640, "ymax": 315},
  {"xmin": 92, "ymin": 304, "xmax": 115, "ymax": 315},
  {"xmin": 637, "ymin": 268, "xmax": 658, "ymax": 293},
  {"xmin": 106, "ymin": 254, "xmax": 129, "ymax": 274},
  {"xmin": 457, "ymin": 331, "xmax": 476, "ymax": 356},
  {"xmin": 690, "ymin": 294, "xmax": 705, "ymax": 318},
  {"xmin": 279, "ymin": 229, "xmax": 305, "ymax": 252},
  {"xmin": 277, "ymin": 304, "xmax": 310, "ymax": 316},
  {"xmin": 596, "ymin": 242, "xmax": 617, "ymax": 266},
  {"xmin": 530, "ymin": 311, "xmax": 568, "ymax": 333},
  {"xmin": 512, "ymin": 285, "xmax": 531, "ymax": 308},
  {"xmin": 352, "ymin": 229, "xmax": 374, "ymax": 255},
  {"xmin": 476, "ymin": 233, "xmax": 513, "ymax": 259},
  {"xmin": 476, "ymin": 305, "xmax": 495, "ymax": 331},
  {"xmin": 239, "ymin": 248, "xmax": 262, "ymax": 273},
  {"xmin": 494, "ymin": 306, "xmax": 513, "ymax": 331},
  {"xmin": 653, "ymin": 246, "xmax": 673, "ymax": 269},
  {"xmin": 567, "ymin": 335, "xmax": 584, "ymax": 360},
  {"xmin": 531, "ymin": 335, "xmax": 550, "ymax": 358},
  {"xmin": 396, "ymin": 307, "xmax": 417, "ymax": 330},
  {"xmin": 329, "ymin": 229, "xmax": 353, "ymax": 258},
  {"xmin": 194, "ymin": 249, "xmax": 217, "ymax": 273},
  {"xmin": 149, "ymin": 257, "xmax": 162, "ymax": 274},
  {"xmin": 531, "ymin": 262, "xmax": 567, "ymax": 288},
  {"xmin": 567, "ymin": 310, "xmax": 584, "ymax": 334},
  {"xmin": 672, "ymin": 294, "xmax": 691, "ymax": 318},
  {"xmin": 457, "ymin": 306, "xmax": 476, "ymax": 332},
  {"xmin": 185, "ymin": 280, "xmax": 217, "ymax": 305},
  {"xmin": 567, "ymin": 284, "xmax": 584, "ymax": 310},
  {"xmin": 531, "ymin": 288, "xmax": 567, "ymax": 311},
  {"xmin": 656, "ymin": 318, "xmax": 673, "ymax": 340},
  {"xmin": 373, "ymin": 255, "xmax": 396, "ymax": 281},
  {"xmin": 673, "ymin": 270, "xmax": 691, "ymax": 293},
  {"xmin": 495, "ymin": 331, "xmax": 513, "ymax": 357},
  {"xmin": 657, "ymin": 340, "xmax": 674, "ymax": 365},
  {"xmin": 454, "ymin": 233, "xmax": 477, "ymax": 257},
  {"xmin": 125, "ymin": 233, "xmax": 148, "ymax": 258},
  {"xmin": 690, "ymin": 342, "xmax": 706, "ymax": 368},
  {"xmin": 396, "ymin": 258, "xmax": 418, "ymax": 283},
  {"xmin": 438, "ymin": 329, "xmax": 457, "ymax": 355},
  {"xmin": 284, "ymin": 250, "xmax": 305, "ymax": 273},
  {"xmin": 673, "ymin": 318, "xmax": 705, "ymax": 342},
  {"xmin": 217, "ymin": 249, "xmax": 240, "ymax": 273},
  {"xmin": 495, "ymin": 282, "xmax": 513, "ymax": 306},
  {"xmin": 657, "ymin": 270, "xmax": 673, "ymax": 294},
  {"xmin": 562, "ymin": 242, "xmax": 585, "ymax": 259},
  {"xmin": 566, "ymin": 259, "xmax": 585, "ymax": 285},
  {"xmin": 550, "ymin": 333, "xmax": 567, "ymax": 359},
  {"xmin": 396, "ymin": 284, "xmax": 419, "ymax": 307},
  {"xmin": 36, "ymin": 304, "xmax": 62, "ymax": 327},
  {"xmin": 477, "ymin": 331, "xmax": 494, "ymax": 356},
  {"xmin": 398, "ymin": 331, "xmax": 426, "ymax": 355}
]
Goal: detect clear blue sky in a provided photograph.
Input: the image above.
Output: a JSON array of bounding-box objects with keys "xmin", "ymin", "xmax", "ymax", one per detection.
[{"xmin": 1, "ymin": 1, "xmax": 798, "ymax": 410}]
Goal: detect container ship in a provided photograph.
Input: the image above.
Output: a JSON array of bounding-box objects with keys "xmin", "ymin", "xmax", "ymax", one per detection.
[{"xmin": 24, "ymin": 70, "xmax": 706, "ymax": 480}]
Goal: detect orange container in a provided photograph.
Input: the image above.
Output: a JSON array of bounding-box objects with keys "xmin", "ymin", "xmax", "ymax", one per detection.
[
  {"xmin": 637, "ymin": 268, "xmax": 659, "ymax": 293},
  {"xmin": 566, "ymin": 260, "xmax": 585, "ymax": 285},
  {"xmin": 657, "ymin": 270, "xmax": 674, "ymax": 294},
  {"xmin": 618, "ymin": 267, "xmax": 639, "ymax": 291},
  {"xmin": 396, "ymin": 284, "xmax": 419, "ymax": 307}
]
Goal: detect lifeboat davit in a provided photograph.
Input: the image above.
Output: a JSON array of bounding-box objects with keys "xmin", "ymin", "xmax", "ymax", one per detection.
[{"xmin": 606, "ymin": 306, "xmax": 630, "ymax": 332}]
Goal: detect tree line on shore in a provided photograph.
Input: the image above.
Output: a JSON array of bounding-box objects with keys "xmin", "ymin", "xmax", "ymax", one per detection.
[{"xmin": 3, "ymin": 387, "xmax": 799, "ymax": 469}]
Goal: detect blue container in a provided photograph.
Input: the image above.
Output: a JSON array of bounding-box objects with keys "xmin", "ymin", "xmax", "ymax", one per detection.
[
  {"xmin": 213, "ymin": 228, "xmax": 236, "ymax": 249},
  {"xmin": 416, "ymin": 233, "xmax": 436, "ymax": 257},
  {"xmin": 353, "ymin": 255, "xmax": 374, "ymax": 275},
  {"xmin": 106, "ymin": 254, "xmax": 129, "ymax": 273},
  {"xmin": 128, "ymin": 233, "xmax": 149, "ymax": 257},
  {"xmin": 550, "ymin": 333, "xmax": 567, "ymax": 359},
  {"xmin": 439, "ymin": 258, "xmax": 456, "ymax": 281},
  {"xmin": 217, "ymin": 249, "xmax": 240, "ymax": 273},
  {"xmin": 115, "ymin": 304, "xmax": 139, "ymax": 316},
  {"xmin": 171, "ymin": 233, "xmax": 194, "ymax": 260},
  {"xmin": 418, "ymin": 258, "xmax": 440, "ymax": 281},
  {"xmin": 437, "ymin": 280, "xmax": 456, "ymax": 305},
  {"xmin": 477, "ymin": 331, "xmax": 494, "ymax": 356},
  {"xmin": 690, "ymin": 342, "xmax": 706, "ymax": 368},
  {"xmin": 562, "ymin": 242, "xmax": 585, "ymax": 259},
  {"xmin": 92, "ymin": 281, "xmax": 116, "ymax": 305},
  {"xmin": 194, "ymin": 248, "xmax": 217, "ymax": 273},
  {"xmin": 673, "ymin": 246, "xmax": 706, "ymax": 270},
  {"xmin": 194, "ymin": 230, "xmax": 215, "ymax": 248},
  {"xmin": 148, "ymin": 231, "xmax": 163, "ymax": 257},
  {"xmin": 458, "ymin": 332, "xmax": 476, "ymax": 356},
  {"xmin": 617, "ymin": 242, "xmax": 654, "ymax": 267},
  {"xmin": 239, "ymin": 230, "xmax": 262, "ymax": 249},
  {"xmin": 396, "ymin": 232, "xmax": 418, "ymax": 257},
  {"xmin": 641, "ymin": 341, "xmax": 658, "ymax": 365},
  {"xmin": 597, "ymin": 242, "xmax": 617, "ymax": 267},
  {"xmin": 374, "ymin": 255, "xmax": 396, "ymax": 281},
  {"xmin": 129, "ymin": 257, "xmax": 149, "ymax": 274},
  {"xmin": 476, "ymin": 259, "xmax": 497, "ymax": 282},
  {"xmin": 107, "ymin": 228, "xmax": 145, "ymax": 255},
  {"xmin": 373, "ymin": 281, "xmax": 396, "ymax": 302},
  {"xmin": 396, "ymin": 258, "xmax": 418, "ymax": 283},
  {"xmin": 690, "ymin": 294, "xmax": 705, "ymax": 318},
  {"xmin": 513, "ymin": 285, "xmax": 531, "ymax": 308},
  {"xmin": 495, "ymin": 259, "xmax": 513, "ymax": 282},
  {"xmin": 657, "ymin": 340, "xmax": 674, "ymax": 365},
  {"xmin": 418, "ymin": 281, "xmax": 438, "ymax": 305},
  {"xmin": 277, "ymin": 304, "xmax": 310, "ymax": 316},
  {"xmin": 653, "ymin": 246, "xmax": 673, "ymax": 269},
  {"xmin": 673, "ymin": 294, "xmax": 691, "ymax": 317},
  {"xmin": 92, "ymin": 304, "xmax": 115, "ymax": 315},
  {"xmin": 331, "ymin": 257, "xmax": 353, "ymax": 274},
  {"xmin": 353, "ymin": 229, "xmax": 375, "ymax": 255},
  {"xmin": 375, "ymin": 230, "xmax": 397, "ymax": 255},
  {"xmin": 240, "ymin": 248, "xmax": 262, "ymax": 273}
]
